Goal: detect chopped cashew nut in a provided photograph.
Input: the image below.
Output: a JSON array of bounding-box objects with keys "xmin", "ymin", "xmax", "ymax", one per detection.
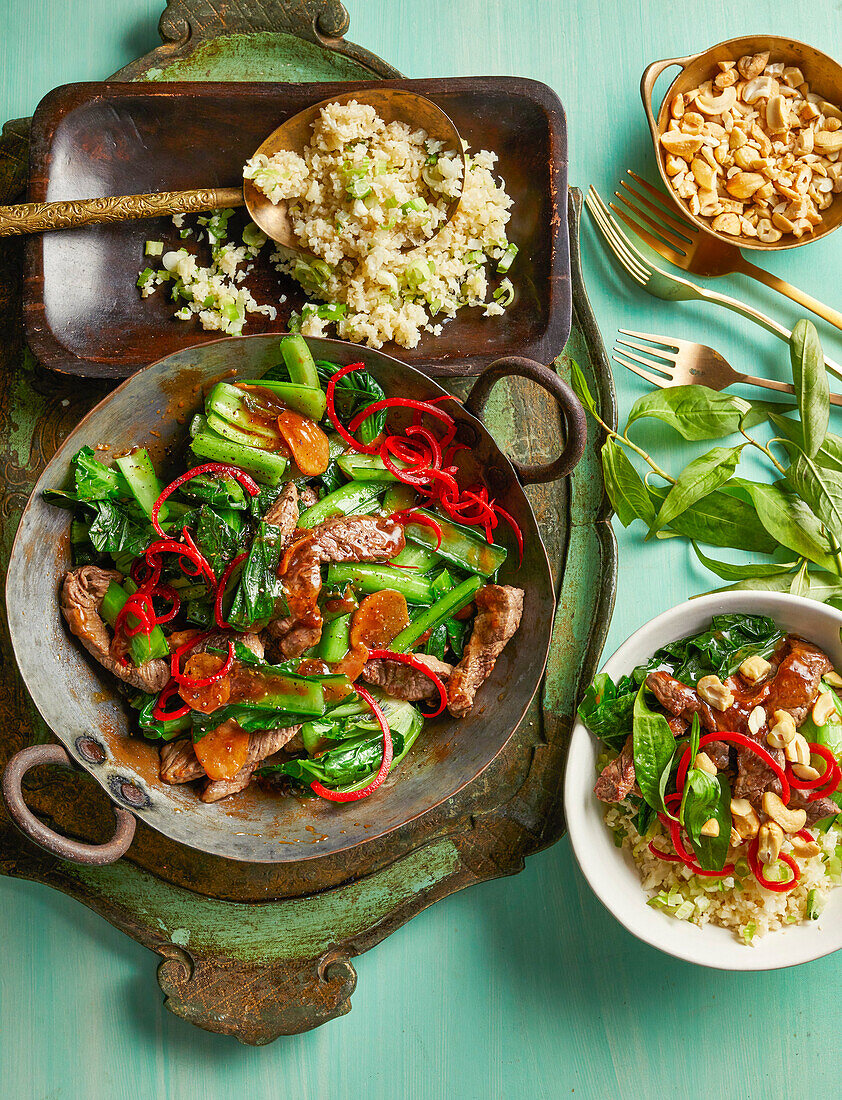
[{"xmin": 697, "ymin": 674, "xmax": 735, "ymax": 710}]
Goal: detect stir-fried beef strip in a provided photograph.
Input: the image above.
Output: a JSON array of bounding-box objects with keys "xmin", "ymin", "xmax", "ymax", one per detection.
[
  {"xmin": 159, "ymin": 739, "xmax": 205, "ymax": 784},
  {"xmin": 361, "ymin": 653, "xmax": 453, "ymax": 701},
  {"xmin": 271, "ymin": 515, "xmax": 405, "ymax": 657},
  {"xmin": 264, "ymin": 481, "xmax": 299, "ymax": 545},
  {"xmin": 759, "ymin": 637, "xmax": 832, "ymax": 723},
  {"xmin": 201, "ymin": 726, "xmax": 301, "ymax": 802},
  {"xmin": 645, "ymin": 672, "xmax": 731, "ymax": 768},
  {"xmin": 447, "ymin": 584, "xmax": 524, "ymax": 717},
  {"xmin": 299, "ymin": 485, "xmax": 319, "ymax": 510},
  {"xmin": 197, "ymin": 630, "xmax": 264, "ymax": 661},
  {"xmin": 790, "ymin": 789, "xmax": 840, "ymax": 827},
  {"xmin": 594, "ymin": 735, "xmax": 637, "ymax": 803},
  {"xmin": 61, "ymin": 565, "xmax": 170, "ymax": 693}
]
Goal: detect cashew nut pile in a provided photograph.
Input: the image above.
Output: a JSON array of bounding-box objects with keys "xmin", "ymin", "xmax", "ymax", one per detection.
[{"xmin": 660, "ymin": 50, "xmax": 842, "ymax": 243}]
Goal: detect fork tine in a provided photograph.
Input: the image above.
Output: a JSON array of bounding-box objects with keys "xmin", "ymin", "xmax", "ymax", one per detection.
[
  {"xmin": 585, "ymin": 187, "xmax": 650, "ymax": 284},
  {"xmin": 617, "ymin": 329, "xmax": 682, "ymax": 350},
  {"xmin": 614, "ymin": 338, "xmax": 678, "ymax": 365},
  {"xmin": 612, "ymin": 356, "xmax": 674, "ymax": 388},
  {"xmin": 627, "ymin": 170, "xmax": 700, "ymax": 236},
  {"xmin": 609, "ymin": 202, "xmax": 687, "ymax": 267},
  {"xmin": 612, "ymin": 346, "xmax": 675, "ymax": 376},
  {"xmin": 617, "ymin": 180, "xmax": 693, "ymax": 248},
  {"xmin": 613, "ymin": 355, "xmax": 673, "ymax": 387},
  {"xmin": 588, "ymin": 187, "xmax": 663, "ymax": 280}
]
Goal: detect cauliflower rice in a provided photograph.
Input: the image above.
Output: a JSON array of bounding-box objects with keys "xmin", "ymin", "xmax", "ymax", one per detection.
[
  {"xmin": 243, "ymin": 100, "xmax": 516, "ymax": 348},
  {"xmin": 605, "ymin": 800, "xmax": 842, "ymax": 944}
]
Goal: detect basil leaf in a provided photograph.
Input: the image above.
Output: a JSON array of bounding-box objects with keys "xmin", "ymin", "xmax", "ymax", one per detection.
[
  {"xmin": 727, "ymin": 477, "xmax": 837, "ymax": 572},
  {"xmin": 649, "ymin": 445, "xmax": 743, "ymax": 537},
  {"xmin": 791, "ymin": 319, "xmax": 829, "ymax": 460},
  {"xmin": 648, "ymin": 486, "xmax": 775, "ymax": 553},
  {"xmin": 601, "ymin": 439, "xmax": 655, "ymax": 526},
  {"xmin": 691, "ymin": 541, "xmax": 797, "ymax": 582},
  {"xmin": 683, "ymin": 772, "xmax": 731, "ymax": 871},
  {"xmin": 632, "ymin": 685, "xmax": 676, "ymax": 813},
  {"xmin": 626, "ymin": 385, "xmax": 751, "ymax": 441},
  {"xmin": 787, "ymin": 449, "xmax": 842, "ymax": 547},
  {"xmin": 569, "ymin": 359, "xmax": 600, "ymax": 419},
  {"xmin": 704, "ymin": 570, "xmax": 842, "ymax": 602},
  {"xmin": 790, "ymin": 559, "xmax": 811, "ymax": 598},
  {"xmin": 767, "ymin": 412, "xmax": 842, "ymax": 473},
  {"xmin": 689, "ymin": 712, "xmax": 701, "ymax": 763}
]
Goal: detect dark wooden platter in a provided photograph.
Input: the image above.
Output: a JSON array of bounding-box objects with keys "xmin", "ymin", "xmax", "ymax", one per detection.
[
  {"xmin": 0, "ymin": 0, "xmax": 615, "ymax": 1043},
  {"xmin": 23, "ymin": 76, "xmax": 568, "ymax": 380}
]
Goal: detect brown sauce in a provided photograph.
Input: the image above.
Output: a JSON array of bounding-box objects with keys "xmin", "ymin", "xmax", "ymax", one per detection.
[{"xmin": 234, "ymin": 384, "xmax": 329, "ymax": 474}]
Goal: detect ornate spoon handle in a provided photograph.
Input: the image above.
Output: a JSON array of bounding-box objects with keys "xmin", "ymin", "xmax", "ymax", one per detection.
[{"xmin": 0, "ymin": 187, "xmax": 245, "ymax": 236}]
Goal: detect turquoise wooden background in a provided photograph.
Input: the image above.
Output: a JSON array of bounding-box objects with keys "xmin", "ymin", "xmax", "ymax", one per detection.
[{"xmin": 1, "ymin": 1, "xmax": 840, "ymax": 1096}]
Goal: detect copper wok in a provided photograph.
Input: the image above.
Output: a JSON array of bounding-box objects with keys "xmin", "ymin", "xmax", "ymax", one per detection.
[{"xmin": 2, "ymin": 336, "xmax": 585, "ymax": 864}]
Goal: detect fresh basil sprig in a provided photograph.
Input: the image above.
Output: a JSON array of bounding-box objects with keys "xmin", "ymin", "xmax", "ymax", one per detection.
[{"xmin": 567, "ymin": 318, "xmax": 842, "ymax": 602}]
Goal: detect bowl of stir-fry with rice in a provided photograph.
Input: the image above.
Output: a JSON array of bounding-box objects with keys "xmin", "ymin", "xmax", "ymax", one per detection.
[{"xmin": 565, "ymin": 590, "xmax": 842, "ymax": 970}]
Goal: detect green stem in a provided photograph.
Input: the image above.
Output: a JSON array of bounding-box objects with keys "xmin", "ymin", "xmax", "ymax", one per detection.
[{"xmin": 740, "ymin": 428, "xmax": 788, "ymax": 476}]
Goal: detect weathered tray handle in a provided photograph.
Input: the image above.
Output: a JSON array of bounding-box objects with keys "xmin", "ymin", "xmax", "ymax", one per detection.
[
  {"xmin": 465, "ymin": 356, "xmax": 587, "ymax": 484},
  {"xmin": 2, "ymin": 744, "xmax": 136, "ymax": 864}
]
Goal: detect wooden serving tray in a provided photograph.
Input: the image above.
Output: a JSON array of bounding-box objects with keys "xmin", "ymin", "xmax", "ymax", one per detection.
[
  {"xmin": 0, "ymin": 0, "xmax": 615, "ymax": 1043},
  {"xmin": 24, "ymin": 76, "xmax": 569, "ymax": 379}
]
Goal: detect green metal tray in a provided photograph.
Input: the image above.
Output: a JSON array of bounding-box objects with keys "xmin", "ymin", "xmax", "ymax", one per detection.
[{"xmin": 0, "ymin": 0, "xmax": 616, "ymax": 1043}]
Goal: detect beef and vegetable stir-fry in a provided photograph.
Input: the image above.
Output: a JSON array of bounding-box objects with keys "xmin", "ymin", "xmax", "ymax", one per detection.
[
  {"xmin": 579, "ymin": 615, "xmax": 842, "ymax": 940},
  {"xmin": 49, "ymin": 336, "xmax": 523, "ymax": 806}
]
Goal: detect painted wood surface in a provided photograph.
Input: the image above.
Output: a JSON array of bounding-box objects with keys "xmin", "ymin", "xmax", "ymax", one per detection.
[{"xmin": 1, "ymin": 0, "xmax": 841, "ymax": 1096}]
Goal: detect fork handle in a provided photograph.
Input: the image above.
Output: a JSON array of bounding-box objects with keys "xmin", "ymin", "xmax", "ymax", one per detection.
[
  {"xmin": 738, "ymin": 372, "xmax": 842, "ymax": 407},
  {"xmin": 697, "ymin": 285, "xmax": 842, "ymax": 383},
  {"xmin": 736, "ymin": 257, "xmax": 842, "ymax": 333}
]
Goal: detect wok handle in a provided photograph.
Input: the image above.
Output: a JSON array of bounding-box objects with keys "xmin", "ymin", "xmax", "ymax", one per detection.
[
  {"xmin": 1, "ymin": 744, "xmax": 135, "ymax": 865},
  {"xmin": 465, "ymin": 356, "xmax": 587, "ymax": 484}
]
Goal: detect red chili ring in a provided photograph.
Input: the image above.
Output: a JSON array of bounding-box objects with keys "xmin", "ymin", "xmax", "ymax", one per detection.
[
  {"xmin": 648, "ymin": 839, "xmax": 683, "ymax": 863},
  {"xmin": 310, "ymin": 684, "xmax": 394, "ymax": 802},
  {"xmin": 390, "ymin": 510, "xmax": 443, "ymax": 551},
  {"xmin": 214, "ymin": 552, "xmax": 248, "ymax": 631},
  {"xmin": 347, "ymin": 397, "xmax": 455, "ymax": 435},
  {"xmin": 325, "ymin": 363, "xmax": 379, "ymax": 455},
  {"xmin": 786, "ymin": 742, "xmax": 841, "ymax": 794},
  {"xmin": 152, "ymin": 680, "xmax": 191, "ymax": 722},
  {"xmin": 748, "ymin": 835, "xmax": 800, "ymax": 893},
  {"xmin": 366, "ymin": 648, "xmax": 448, "ymax": 718},
  {"xmin": 173, "ymin": 639, "xmax": 235, "ymax": 689},
  {"xmin": 151, "ymin": 462, "xmax": 259, "ymax": 537}
]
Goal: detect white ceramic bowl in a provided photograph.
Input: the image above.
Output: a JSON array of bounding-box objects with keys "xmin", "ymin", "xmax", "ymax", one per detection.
[{"xmin": 565, "ymin": 591, "xmax": 842, "ymax": 970}]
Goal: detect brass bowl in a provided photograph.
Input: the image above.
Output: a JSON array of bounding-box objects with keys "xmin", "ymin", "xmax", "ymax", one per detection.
[{"xmin": 641, "ymin": 35, "xmax": 842, "ymax": 251}]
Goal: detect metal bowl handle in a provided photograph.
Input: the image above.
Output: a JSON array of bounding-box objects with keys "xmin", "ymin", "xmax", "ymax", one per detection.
[
  {"xmin": 2, "ymin": 744, "xmax": 136, "ymax": 865},
  {"xmin": 640, "ymin": 52, "xmax": 696, "ymax": 147},
  {"xmin": 464, "ymin": 356, "xmax": 587, "ymax": 484}
]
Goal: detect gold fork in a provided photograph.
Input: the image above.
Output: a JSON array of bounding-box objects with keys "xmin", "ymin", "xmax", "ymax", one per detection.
[
  {"xmin": 612, "ymin": 329, "xmax": 842, "ymax": 407},
  {"xmin": 610, "ymin": 170, "xmax": 842, "ymax": 332}
]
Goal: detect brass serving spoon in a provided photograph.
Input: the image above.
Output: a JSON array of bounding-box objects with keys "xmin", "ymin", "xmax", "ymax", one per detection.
[{"xmin": 0, "ymin": 89, "xmax": 465, "ymax": 255}]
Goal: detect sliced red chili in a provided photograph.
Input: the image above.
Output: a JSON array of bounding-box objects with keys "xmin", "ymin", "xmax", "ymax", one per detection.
[
  {"xmin": 173, "ymin": 639, "xmax": 234, "ymax": 688},
  {"xmin": 152, "ymin": 680, "xmax": 191, "ymax": 722},
  {"xmin": 366, "ymin": 648, "xmax": 448, "ymax": 717},
  {"xmin": 325, "ymin": 362, "xmax": 378, "ymax": 455},
  {"xmin": 390, "ymin": 509, "xmax": 443, "ymax": 551},
  {"xmin": 493, "ymin": 504, "xmax": 524, "ymax": 567},
  {"xmin": 169, "ymin": 630, "xmax": 212, "ymax": 684},
  {"xmin": 648, "ymin": 839, "xmax": 683, "ymax": 863},
  {"xmin": 310, "ymin": 685, "xmax": 394, "ymax": 802},
  {"xmin": 347, "ymin": 397, "xmax": 454, "ymax": 434},
  {"xmin": 748, "ymin": 835, "xmax": 800, "ymax": 893},
  {"xmin": 151, "ymin": 463, "xmax": 259, "ymax": 537},
  {"xmin": 786, "ymin": 742, "xmax": 841, "ymax": 798},
  {"xmin": 214, "ymin": 551, "xmax": 248, "ymax": 631}
]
